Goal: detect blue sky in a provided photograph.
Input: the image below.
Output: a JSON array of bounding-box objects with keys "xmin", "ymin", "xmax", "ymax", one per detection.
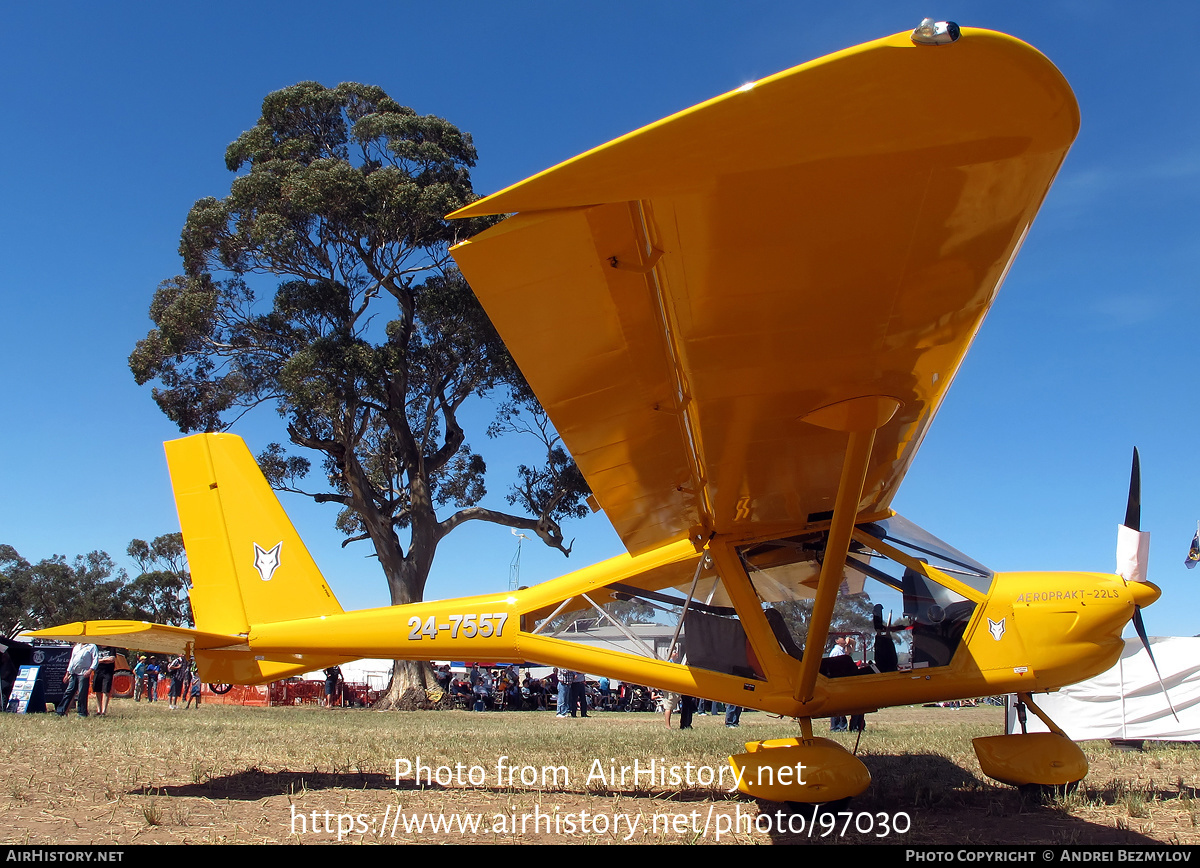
[{"xmin": 1, "ymin": 2, "xmax": 1197, "ymax": 638}]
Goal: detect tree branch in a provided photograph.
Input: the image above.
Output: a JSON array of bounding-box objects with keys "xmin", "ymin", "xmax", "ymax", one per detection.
[{"xmin": 439, "ymin": 507, "xmax": 573, "ymax": 557}]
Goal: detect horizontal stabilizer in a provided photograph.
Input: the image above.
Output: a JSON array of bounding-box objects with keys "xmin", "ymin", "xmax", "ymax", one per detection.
[
  {"xmin": 26, "ymin": 620, "xmax": 247, "ymax": 656},
  {"xmin": 26, "ymin": 620, "xmax": 357, "ymax": 685}
]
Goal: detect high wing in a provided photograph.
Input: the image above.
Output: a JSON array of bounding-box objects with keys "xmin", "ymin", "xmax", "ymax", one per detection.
[{"xmin": 451, "ymin": 28, "xmax": 1078, "ymax": 556}]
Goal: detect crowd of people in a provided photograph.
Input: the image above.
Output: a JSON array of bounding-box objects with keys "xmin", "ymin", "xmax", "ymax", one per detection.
[
  {"xmin": 440, "ymin": 663, "xmax": 551, "ymax": 712},
  {"xmin": 25, "ymin": 647, "xmax": 761, "ymax": 727},
  {"xmin": 49, "ymin": 645, "xmax": 204, "ymax": 717},
  {"xmin": 439, "ymin": 663, "xmax": 629, "ymax": 713},
  {"xmin": 434, "ymin": 662, "xmax": 742, "ymax": 727},
  {"xmin": 133, "ymin": 653, "xmax": 202, "ymax": 709}
]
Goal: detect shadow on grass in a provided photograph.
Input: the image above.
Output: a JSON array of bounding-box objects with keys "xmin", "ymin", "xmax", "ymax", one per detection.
[
  {"xmin": 754, "ymin": 754, "xmax": 1163, "ymax": 845},
  {"xmin": 129, "ymin": 754, "xmax": 1172, "ymax": 845},
  {"xmin": 131, "ymin": 768, "xmax": 392, "ymax": 799},
  {"xmin": 133, "ymin": 768, "xmax": 743, "ymax": 802}
]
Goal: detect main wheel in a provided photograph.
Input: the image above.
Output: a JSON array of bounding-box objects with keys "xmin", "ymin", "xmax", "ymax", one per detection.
[{"xmin": 112, "ymin": 669, "xmax": 135, "ymax": 699}]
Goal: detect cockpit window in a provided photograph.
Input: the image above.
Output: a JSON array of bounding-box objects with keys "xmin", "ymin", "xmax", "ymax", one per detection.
[
  {"xmin": 737, "ymin": 514, "xmax": 982, "ymax": 672},
  {"xmin": 523, "ymin": 552, "xmax": 766, "ymax": 681}
]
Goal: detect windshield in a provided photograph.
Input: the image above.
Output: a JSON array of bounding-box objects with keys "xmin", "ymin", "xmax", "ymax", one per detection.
[
  {"xmin": 858, "ymin": 514, "xmax": 993, "ymax": 594},
  {"xmin": 736, "ymin": 513, "xmax": 986, "ymax": 671}
]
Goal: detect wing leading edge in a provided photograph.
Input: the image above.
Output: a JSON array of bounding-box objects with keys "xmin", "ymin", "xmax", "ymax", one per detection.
[{"xmin": 451, "ymin": 29, "xmax": 1078, "ymax": 555}]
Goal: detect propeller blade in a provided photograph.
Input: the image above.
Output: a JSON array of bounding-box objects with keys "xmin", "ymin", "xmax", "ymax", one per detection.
[
  {"xmin": 1115, "ymin": 448, "xmax": 1175, "ymax": 719},
  {"xmin": 1131, "ymin": 605, "xmax": 1179, "ymax": 722},
  {"xmin": 1124, "ymin": 447, "xmax": 1141, "ymax": 531},
  {"xmin": 1116, "ymin": 447, "xmax": 1150, "ymax": 583}
]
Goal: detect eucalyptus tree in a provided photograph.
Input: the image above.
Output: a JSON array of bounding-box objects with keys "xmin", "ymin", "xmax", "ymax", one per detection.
[
  {"xmin": 130, "ymin": 82, "xmax": 588, "ymax": 706},
  {"xmin": 0, "ymin": 545, "xmax": 128, "ymax": 638},
  {"xmin": 125, "ymin": 534, "xmax": 193, "ymax": 627}
]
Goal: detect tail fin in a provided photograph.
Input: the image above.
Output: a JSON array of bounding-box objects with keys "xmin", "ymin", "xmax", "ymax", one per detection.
[{"xmin": 165, "ymin": 433, "xmax": 343, "ymax": 635}]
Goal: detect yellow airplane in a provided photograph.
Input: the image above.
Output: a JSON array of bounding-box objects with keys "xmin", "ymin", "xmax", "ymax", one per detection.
[{"xmin": 33, "ymin": 22, "xmax": 1164, "ymax": 806}]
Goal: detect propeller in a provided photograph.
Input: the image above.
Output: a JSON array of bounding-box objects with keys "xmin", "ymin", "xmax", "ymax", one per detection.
[
  {"xmin": 872, "ymin": 604, "xmax": 905, "ymax": 634},
  {"xmin": 871, "ymin": 604, "xmax": 907, "ymax": 673},
  {"xmin": 1116, "ymin": 448, "xmax": 1179, "ymax": 721}
]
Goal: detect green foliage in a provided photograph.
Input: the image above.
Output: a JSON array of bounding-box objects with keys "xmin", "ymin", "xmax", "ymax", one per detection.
[
  {"xmin": 0, "ymin": 536, "xmax": 193, "ymax": 636},
  {"xmin": 128, "ymin": 81, "xmax": 590, "ymax": 624},
  {"xmin": 489, "ymin": 386, "xmax": 592, "ymax": 531},
  {"xmin": 0, "ymin": 545, "xmax": 33, "ymax": 637},
  {"xmin": 0, "ymin": 545, "xmax": 128, "ymax": 636},
  {"xmin": 544, "ymin": 598, "xmax": 657, "ymax": 633},
  {"xmin": 771, "ymin": 592, "xmax": 876, "ymax": 653},
  {"xmin": 125, "ymin": 534, "xmax": 193, "ymax": 627}
]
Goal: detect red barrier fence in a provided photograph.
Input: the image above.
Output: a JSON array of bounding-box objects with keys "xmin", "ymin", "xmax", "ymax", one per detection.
[{"xmin": 191, "ymin": 680, "xmax": 382, "ymax": 707}]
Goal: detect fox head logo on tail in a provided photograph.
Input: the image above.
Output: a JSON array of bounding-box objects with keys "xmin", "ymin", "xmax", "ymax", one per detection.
[{"xmin": 253, "ymin": 542, "xmax": 282, "ymax": 582}]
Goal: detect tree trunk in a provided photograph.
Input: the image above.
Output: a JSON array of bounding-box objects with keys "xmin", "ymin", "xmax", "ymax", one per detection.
[
  {"xmin": 370, "ymin": 512, "xmax": 443, "ymax": 710},
  {"xmin": 373, "ymin": 659, "xmax": 440, "ymax": 710}
]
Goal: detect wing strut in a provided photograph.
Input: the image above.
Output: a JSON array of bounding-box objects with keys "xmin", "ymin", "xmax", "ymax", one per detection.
[{"xmin": 793, "ymin": 396, "xmax": 900, "ymax": 705}]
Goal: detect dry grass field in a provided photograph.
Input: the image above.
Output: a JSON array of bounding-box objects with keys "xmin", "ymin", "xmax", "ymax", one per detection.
[{"xmin": 1, "ymin": 700, "xmax": 1197, "ymax": 845}]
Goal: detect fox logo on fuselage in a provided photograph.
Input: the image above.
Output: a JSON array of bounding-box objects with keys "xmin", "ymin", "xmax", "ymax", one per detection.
[{"xmin": 253, "ymin": 542, "xmax": 282, "ymax": 581}]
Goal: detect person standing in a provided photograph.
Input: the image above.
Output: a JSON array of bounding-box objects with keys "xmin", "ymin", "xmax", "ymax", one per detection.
[
  {"xmin": 56, "ymin": 642, "xmax": 98, "ymax": 717},
  {"xmin": 555, "ymin": 669, "xmax": 570, "ymax": 719},
  {"xmin": 663, "ymin": 647, "xmax": 691, "ymax": 729},
  {"xmin": 725, "ymin": 704, "xmax": 742, "ymax": 728},
  {"xmin": 662, "ymin": 691, "xmax": 680, "ymax": 729},
  {"xmin": 92, "ymin": 647, "xmax": 116, "ymax": 716},
  {"xmin": 167, "ymin": 655, "xmax": 186, "ymax": 709},
  {"xmin": 844, "ymin": 635, "xmax": 866, "ymax": 732},
  {"xmin": 145, "ymin": 660, "xmax": 159, "ymax": 702},
  {"xmin": 185, "ymin": 665, "xmax": 202, "ymax": 709},
  {"xmin": 323, "ymin": 665, "xmax": 343, "ymax": 708},
  {"xmin": 829, "ymin": 637, "xmax": 849, "ymax": 732},
  {"xmin": 678, "ymin": 695, "xmax": 695, "ymax": 729},
  {"xmin": 570, "ymin": 669, "xmax": 589, "ymax": 718},
  {"xmin": 133, "ymin": 656, "xmax": 148, "ymax": 702}
]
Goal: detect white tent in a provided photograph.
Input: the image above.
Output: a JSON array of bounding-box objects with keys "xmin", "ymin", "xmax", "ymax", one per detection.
[
  {"xmin": 299, "ymin": 658, "xmax": 393, "ymax": 690},
  {"xmin": 1006, "ymin": 637, "xmax": 1200, "ymax": 740}
]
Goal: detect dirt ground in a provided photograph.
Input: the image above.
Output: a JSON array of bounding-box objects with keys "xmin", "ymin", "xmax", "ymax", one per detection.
[{"xmin": 2, "ymin": 703, "xmax": 1197, "ymax": 846}]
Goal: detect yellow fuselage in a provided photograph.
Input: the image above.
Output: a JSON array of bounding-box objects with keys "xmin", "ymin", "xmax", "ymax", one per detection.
[{"xmin": 232, "ymin": 534, "xmax": 1157, "ymax": 718}]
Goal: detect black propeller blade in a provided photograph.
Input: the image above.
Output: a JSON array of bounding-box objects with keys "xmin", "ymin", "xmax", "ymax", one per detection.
[
  {"xmin": 1124, "ymin": 448, "xmax": 1141, "ymax": 532},
  {"xmin": 1120, "ymin": 448, "xmax": 1179, "ymax": 722}
]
